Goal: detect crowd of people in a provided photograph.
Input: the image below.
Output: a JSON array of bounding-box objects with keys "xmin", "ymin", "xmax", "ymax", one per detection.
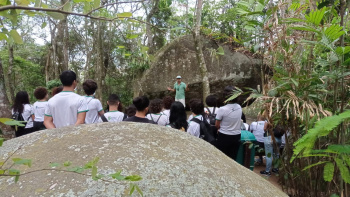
[{"xmin": 11, "ymin": 70, "xmax": 285, "ymax": 176}]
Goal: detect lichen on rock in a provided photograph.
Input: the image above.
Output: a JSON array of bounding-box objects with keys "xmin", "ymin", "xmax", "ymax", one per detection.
[{"xmin": 0, "ymin": 122, "xmax": 286, "ymax": 196}]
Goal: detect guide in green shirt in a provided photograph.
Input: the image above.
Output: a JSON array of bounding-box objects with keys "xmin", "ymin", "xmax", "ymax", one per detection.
[{"xmin": 167, "ymin": 76, "xmax": 189, "ymax": 107}]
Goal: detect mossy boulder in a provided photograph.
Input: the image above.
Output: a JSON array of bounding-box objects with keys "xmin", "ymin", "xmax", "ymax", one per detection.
[
  {"xmin": 134, "ymin": 35, "xmax": 262, "ymax": 105},
  {"xmin": 0, "ymin": 122, "xmax": 286, "ymax": 196}
]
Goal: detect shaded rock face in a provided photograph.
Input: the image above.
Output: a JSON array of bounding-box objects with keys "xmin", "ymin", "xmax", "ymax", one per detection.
[
  {"xmin": 135, "ymin": 35, "xmax": 262, "ymax": 106},
  {"xmin": 0, "ymin": 122, "xmax": 286, "ymax": 197}
]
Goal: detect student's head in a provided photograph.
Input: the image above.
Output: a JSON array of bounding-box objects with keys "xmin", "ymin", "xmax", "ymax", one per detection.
[
  {"xmin": 189, "ymin": 99, "xmax": 204, "ymax": 115},
  {"xmin": 13, "ymin": 91, "xmax": 30, "ymax": 113},
  {"xmin": 257, "ymin": 114, "xmax": 265, "ymax": 121},
  {"xmin": 83, "ymin": 79, "xmax": 97, "ymax": 96},
  {"xmin": 126, "ymin": 104, "xmax": 137, "ymax": 117},
  {"xmin": 223, "ymin": 86, "xmax": 238, "ymax": 103},
  {"xmin": 133, "ymin": 96, "xmax": 150, "ymax": 112},
  {"xmin": 205, "ymin": 95, "xmax": 218, "ymax": 107},
  {"xmin": 52, "ymin": 86, "xmax": 63, "ymax": 96},
  {"xmin": 107, "ymin": 94, "xmax": 123, "ymax": 112},
  {"xmin": 149, "ymin": 99, "xmax": 163, "ymax": 114},
  {"xmin": 34, "ymin": 87, "xmax": 48, "ymax": 100},
  {"xmin": 169, "ymin": 101, "xmax": 188, "ymax": 130},
  {"xmin": 59, "ymin": 70, "xmax": 77, "ymax": 87},
  {"xmin": 163, "ymin": 96, "xmax": 174, "ymax": 110}
]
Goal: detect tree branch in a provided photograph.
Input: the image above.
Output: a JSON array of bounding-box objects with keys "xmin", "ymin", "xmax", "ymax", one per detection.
[{"xmin": 86, "ymin": 0, "xmax": 147, "ymax": 16}]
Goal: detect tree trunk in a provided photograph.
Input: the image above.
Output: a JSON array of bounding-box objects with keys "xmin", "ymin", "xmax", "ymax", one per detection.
[
  {"xmin": 145, "ymin": 0, "xmax": 160, "ymax": 55},
  {"xmin": 193, "ymin": 0, "xmax": 210, "ymax": 102},
  {"xmin": 0, "ymin": 56, "xmax": 14, "ymax": 137},
  {"xmin": 96, "ymin": 20, "xmax": 105, "ymax": 103},
  {"xmin": 6, "ymin": 44, "xmax": 15, "ymax": 103}
]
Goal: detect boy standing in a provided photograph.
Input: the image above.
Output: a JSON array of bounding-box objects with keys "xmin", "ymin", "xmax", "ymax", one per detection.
[
  {"xmin": 32, "ymin": 87, "xmax": 49, "ymax": 131},
  {"xmin": 83, "ymin": 79, "xmax": 104, "ymax": 124},
  {"xmin": 98, "ymin": 94, "xmax": 125, "ymax": 123},
  {"xmin": 44, "ymin": 70, "xmax": 88, "ymax": 129}
]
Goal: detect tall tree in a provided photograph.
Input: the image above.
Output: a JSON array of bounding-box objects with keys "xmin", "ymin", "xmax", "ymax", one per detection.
[{"xmin": 192, "ymin": 0, "xmax": 210, "ymax": 101}]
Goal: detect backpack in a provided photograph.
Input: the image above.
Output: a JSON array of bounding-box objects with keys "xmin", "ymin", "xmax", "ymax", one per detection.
[
  {"xmin": 206, "ymin": 107, "xmax": 216, "ymax": 125},
  {"xmin": 150, "ymin": 114, "xmax": 162, "ymax": 124},
  {"xmin": 11, "ymin": 111, "xmax": 28, "ymax": 131},
  {"xmin": 101, "ymin": 113, "xmax": 127, "ymax": 122},
  {"xmin": 190, "ymin": 117, "xmax": 216, "ymax": 144}
]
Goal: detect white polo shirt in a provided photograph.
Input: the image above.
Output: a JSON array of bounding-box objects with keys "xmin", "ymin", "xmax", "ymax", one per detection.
[
  {"xmin": 161, "ymin": 109, "xmax": 170, "ymax": 122},
  {"xmin": 32, "ymin": 101, "xmax": 48, "ymax": 122},
  {"xmin": 84, "ymin": 96, "xmax": 103, "ymax": 124},
  {"xmin": 250, "ymin": 121, "xmax": 265, "ymax": 143},
  {"xmin": 215, "ymin": 103, "xmax": 242, "ymax": 135},
  {"xmin": 98, "ymin": 111, "xmax": 124, "ymax": 123},
  {"xmin": 187, "ymin": 115, "xmax": 203, "ymax": 138},
  {"xmin": 45, "ymin": 91, "xmax": 88, "ymax": 128},
  {"xmin": 146, "ymin": 113, "xmax": 169, "ymax": 126}
]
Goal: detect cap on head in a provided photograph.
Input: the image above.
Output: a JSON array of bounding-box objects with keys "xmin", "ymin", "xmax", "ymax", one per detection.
[{"xmin": 176, "ymin": 76, "xmax": 181, "ymax": 79}]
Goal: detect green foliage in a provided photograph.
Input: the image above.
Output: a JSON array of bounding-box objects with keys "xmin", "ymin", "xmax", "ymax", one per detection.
[
  {"xmin": 47, "ymin": 79, "xmax": 62, "ymax": 90},
  {"xmin": 323, "ymin": 162, "xmax": 334, "ymax": 182}
]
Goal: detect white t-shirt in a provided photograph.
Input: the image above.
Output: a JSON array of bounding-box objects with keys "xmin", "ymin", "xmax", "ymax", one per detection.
[
  {"xmin": 250, "ymin": 121, "xmax": 265, "ymax": 143},
  {"xmin": 45, "ymin": 91, "xmax": 88, "ymax": 128},
  {"xmin": 32, "ymin": 101, "xmax": 48, "ymax": 122},
  {"xmin": 187, "ymin": 115, "xmax": 203, "ymax": 137},
  {"xmin": 215, "ymin": 103, "xmax": 242, "ymax": 135},
  {"xmin": 161, "ymin": 109, "xmax": 170, "ymax": 122},
  {"xmin": 146, "ymin": 113, "xmax": 169, "ymax": 126},
  {"xmin": 12, "ymin": 104, "xmax": 33, "ymax": 129},
  {"xmin": 98, "ymin": 111, "xmax": 124, "ymax": 123},
  {"xmin": 84, "ymin": 96, "xmax": 103, "ymax": 124}
]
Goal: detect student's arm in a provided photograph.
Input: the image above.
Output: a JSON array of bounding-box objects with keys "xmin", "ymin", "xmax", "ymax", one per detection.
[
  {"xmin": 44, "ymin": 116, "xmax": 55, "ymax": 129},
  {"xmin": 185, "ymin": 84, "xmax": 189, "ymax": 92},
  {"xmin": 167, "ymin": 87, "xmax": 175, "ymax": 92},
  {"xmin": 75, "ymin": 112, "xmax": 86, "ymax": 125},
  {"xmin": 31, "ymin": 115, "xmax": 35, "ymax": 121},
  {"xmin": 215, "ymin": 120, "xmax": 221, "ymax": 131},
  {"xmin": 98, "ymin": 110, "xmax": 104, "ymax": 116},
  {"xmin": 97, "ymin": 101, "xmax": 104, "ymax": 116}
]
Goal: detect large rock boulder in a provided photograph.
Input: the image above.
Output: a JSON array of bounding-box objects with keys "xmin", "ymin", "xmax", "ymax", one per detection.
[
  {"xmin": 0, "ymin": 122, "xmax": 286, "ymax": 196},
  {"xmin": 134, "ymin": 35, "xmax": 262, "ymax": 105}
]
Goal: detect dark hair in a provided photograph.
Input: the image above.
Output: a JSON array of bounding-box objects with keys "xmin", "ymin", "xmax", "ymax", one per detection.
[
  {"xmin": 59, "ymin": 70, "xmax": 76, "ymax": 86},
  {"xmin": 224, "ymin": 86, "xmax": 238, "ymax": 103},
  {"xmin": 34, "ymin": 87, "xmax": 48, "ymax": 100},
  {"xmin": 12, "ymin": 91, "xmax": 30, "ymax": 114},
  {"xmin": 108, "ymin": 94, "xmax": 123, "ymax": 111},
  {"xmin": 125, "ymin": 104, "xmax": 137, "ymax": 117},
  {"xmin": 133, "ymin": 96, "xmax": 149, "ymax": 111},
  {"xmin": 189, "ymin": 99, "xmax": 204, "ymax": 115},
  {"xmin": 169, "ymin": 101, "xmax": 188, "ymax": 130},
  {"xmin": 149, "ymin": 99, "xmax": 163, "ymax": 113},
  {"xmin": 163, "ymin": 96, "xmax": 174, "ymax": 110},
  {"xmin": 52, "ymin": 86, "xmax": 63, "ymax": 96},
  {"xmin": 205, "ymin": 95, "xmax": 218, "ymax": 107},
  {"xmin": 83, "ymin": 79, "xmax": 97, "ymax": 95}
]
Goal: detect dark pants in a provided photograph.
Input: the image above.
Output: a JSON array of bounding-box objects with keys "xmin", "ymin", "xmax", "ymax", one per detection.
[
  {"xmin": 16, "ymin": 127, "xmax": 33, "ymax": 137},
  {"xmin": 33, "ymin": 121, "xmax": 46, "ymax": 132},
  {"xmin": 214, "ymin": 132, "xmax": 241, "ymax": 161}
]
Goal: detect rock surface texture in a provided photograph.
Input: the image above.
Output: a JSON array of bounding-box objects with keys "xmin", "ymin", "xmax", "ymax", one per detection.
[
  {"xmin": 134, "ymin": 35, "xmax": 263, "ymax": 105},
  {"xmin": 0, "ymin": 122, "xmax": 286, "ymax": 197}
]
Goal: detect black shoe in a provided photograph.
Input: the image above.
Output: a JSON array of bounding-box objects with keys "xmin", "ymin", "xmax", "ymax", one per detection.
[
  {"xmin": 260, "ymin": 170, "xmax": 271, "ymax": 176},
  {"xmin": 272, "ymin": 168, "xmax": 279, "ymax": 173}
]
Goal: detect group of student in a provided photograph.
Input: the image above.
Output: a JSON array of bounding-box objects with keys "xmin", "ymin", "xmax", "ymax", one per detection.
[{"xmin": 12, "ymin": 70, "xmax": 285, "ymax": 176}]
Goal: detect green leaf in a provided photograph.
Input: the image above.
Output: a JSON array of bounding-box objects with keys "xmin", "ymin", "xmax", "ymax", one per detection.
[
  {"xmin": 141, "ymin": 46, "xmax": 149, "ymax": 53},
  {"xmin": 0, "ymin": 33, "xmax": 7, "ymax": 41},
  {"xmin": 216, "ymin": 46, "xmax": 224, "ymax": 55},
  {"xmin": 24, "ymin": 10, "xmax": 36, "ymax": 17},
  {"xmin": 117, "ymin": 45, "xmax": 125, "ymax": 49},
  {"xmin": 290, "ymin": 78, "xmax": 299, "ymax": 87},
  {"xmin": 126, "ymin": 34, "xmax": 138, "ymax": 39},
  {"xmin": 46, "ymin": 12, "xmax": 65, "ymax": 20},
  {"xmin": 289, "ymin": 26, "xmax": 320, "ymax": 33},
  {"xmin": 93, "ymin": 0, "xmax": 100, "ymax": 8},
  {"xmin": 91, "ymin": 166, "xmax": 97, "ymax": 179},
  {"xmin": 63, "ymin": 2, "xmax": 72, "ymax": 12},
  {"xmin": 302, "ymin": 161, "xmax": 328, "ymax": 171},
  {"xmin": 335, "ymin": 158, "xmax": 350, "ymax": 184},
  {"xmin": 171, "ymin": 27, "xmax": 185, "ymax": 31},
  {"xmin": 248, "ymin": 143, "xmax": 253, "ymax": 149},
  {"xmin": 15, "ymin": 0, "xmax": 30, "ymax": 6},
  {"xmin": 323, "ymin": 162, "xmax": 334, "ymax": 182},
  {"xmin": 0, "ymin": 169, "xmax": 5, "ymax": 174},
  {"xmin": 135, "ymin": 185, "xmax": 143, "ymax": 196},
  {"xmin": 9, "ymin": 29, "xmax": 23, "ymax": 44},
  {"xmin": 129, "ymin": 184, "xmax": 135, "ymax": 195},
  {"xmin": 305, "ymin": 7, "xmax": 326, "ymax": 26},
  {"xmin": 9, "ymin": 169, "xmax": 20, "ymax": 183},
  {"xmin": 50, "ymin": 162, "xmax": 60, "ymax": 168},
  {"xmin": 63, "ymin": 161, "xmax": 72, "ymax": 167},
  {"xmin": 110, "ymin": 170, "xmax": 126, "ymax": 180},
  {"xmin": 4, "ymin": 120, "xmax": 26, "ymax": 126},
  {"xmin": 41, "ymin": 22, "xmax": 47, "ymax": 29},
  {"xmin": 335, "ymin": 46, "xmax": 350, "ymax": 56},
  {"xmin": 84, "ymin": 157, "xmax": 99, "ymax": 169},
  {"xmin": 124, "ymin": 53, "xmax": 131, "ymax": 57},
  {"xmin": 125, "ymin": 175, "xmax": 142, "ymax": 181},
  {"xmin": 12, "ymin": 158, "xmax": 32, "ymax": 167},
  {"xmin": 117, "ymin": 12, "xmax": 132, "ymax": 18},
  {"xmin": 0, "ymin": 138, "xmax": 3, "ymax": 147}
]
